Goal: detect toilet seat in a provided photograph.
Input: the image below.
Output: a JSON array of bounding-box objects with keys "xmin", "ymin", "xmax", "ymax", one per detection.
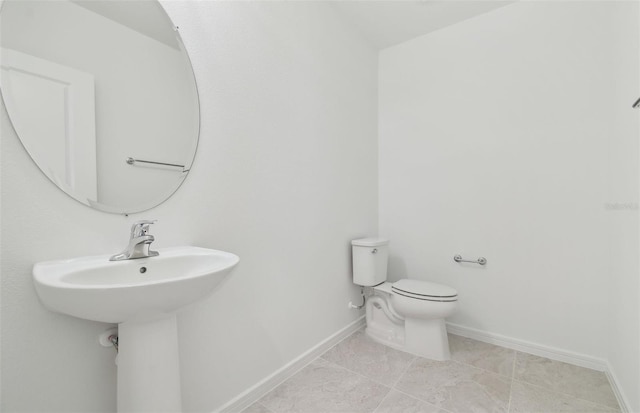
[{"xmin": 391, "ymin": 279, "xmax": 458, "ymax": 302}]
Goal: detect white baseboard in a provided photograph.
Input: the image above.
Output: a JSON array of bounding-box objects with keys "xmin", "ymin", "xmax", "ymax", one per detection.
[
  {"xmin": 605, "ymin": 361, "xmax": 632, "ymax": 413},
  {"xmin": 446, "ymin": 323, "xmax": 634, "ymax": 412},
  {"xmin": 216, "ymin": 316, "xmax": 366, "ymax": 413},
  {"xmin": 446, "ymin": 322, "xmax": 607, "ymax": 371}
]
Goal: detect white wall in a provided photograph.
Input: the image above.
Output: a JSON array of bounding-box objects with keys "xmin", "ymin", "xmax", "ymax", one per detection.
[
  {"xmin": 607, "ymin": 2, "xmax": 640, "ymax": 411},
  {"xmin": 379, "ymin": 0, "xmax": 637, "ymax": 390},
  {"xmin": 0, "ymin": 1, "xmax": 377, "ymax": 411}
]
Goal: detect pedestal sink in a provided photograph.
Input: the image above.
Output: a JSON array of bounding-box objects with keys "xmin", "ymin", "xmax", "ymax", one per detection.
[{"xmin": 33, "ymin": 246, "xmax": 239, "ymax": 412}]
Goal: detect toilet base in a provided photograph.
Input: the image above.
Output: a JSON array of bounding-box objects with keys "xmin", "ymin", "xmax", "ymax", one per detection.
[
  {"xmin": 365, "ymin": 319, "xmax": 451, "ymax": 361},
  {"xmin": 404, "ymin": 318, "xmax": 450, "ymax": 360},
  {"xmin": 365, "ymin": 295, "xmax": 452, "ymax": 361}
]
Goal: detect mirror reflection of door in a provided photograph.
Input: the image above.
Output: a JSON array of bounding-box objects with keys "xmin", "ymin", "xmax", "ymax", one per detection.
[{"xmin": 1, "ymin": 48, "xmax": 97, "ymax": 201}]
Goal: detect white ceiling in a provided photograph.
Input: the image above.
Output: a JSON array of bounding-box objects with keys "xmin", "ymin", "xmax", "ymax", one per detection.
[
  {"xmin": 73, "ymin": 0, "xmax": 513, "ymax": 52},
  {"xmin": 330, "ymin": 1, "xmax": 514, "ymax": 50}
]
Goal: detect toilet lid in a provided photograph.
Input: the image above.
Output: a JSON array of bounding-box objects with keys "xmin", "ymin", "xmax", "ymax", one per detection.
[
  {"xmin": 391, "ymin": 279, "xmax": 458, "ymax": 300},
  {"xmin": 351, "ymin": 238, "xmax": 389, "ymax": 247}
]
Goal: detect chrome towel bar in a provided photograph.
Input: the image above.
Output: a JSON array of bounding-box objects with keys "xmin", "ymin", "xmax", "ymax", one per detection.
[
  {"xmin": 454, "ymin": 255, "xmax": 487, "ymax": 265},
  {"xmin": 126, "ymin": 157, "xmax": 188, "ymax": 172}
]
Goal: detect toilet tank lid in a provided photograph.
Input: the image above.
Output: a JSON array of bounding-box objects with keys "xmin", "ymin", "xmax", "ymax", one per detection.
[{"xmin": 351, "ymin": 238, "xmax": 389, "ymax": 247}]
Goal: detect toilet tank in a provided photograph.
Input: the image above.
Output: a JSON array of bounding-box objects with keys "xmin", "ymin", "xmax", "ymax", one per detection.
[{"xmin": 351, "ymin": 238, "xmax": 389, "ymax": 286}]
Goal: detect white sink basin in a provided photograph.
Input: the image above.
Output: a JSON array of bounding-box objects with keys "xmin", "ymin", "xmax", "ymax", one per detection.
[
  {"xmin": 33, "ymin": 245, "xmax": 239, "ymax": 412},
  {"xmin": 33, "ymin": 246, "xmax": 239, "ymax": 323}
]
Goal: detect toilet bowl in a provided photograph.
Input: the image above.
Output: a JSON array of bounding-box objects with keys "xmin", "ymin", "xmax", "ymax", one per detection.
[
  {"xmin": 352, "ymin": 238, "xmax": 458, "ymax": 361},
  {"xmin": 367, "ymin": 280, "xmax": 457, "ymax": 360}
]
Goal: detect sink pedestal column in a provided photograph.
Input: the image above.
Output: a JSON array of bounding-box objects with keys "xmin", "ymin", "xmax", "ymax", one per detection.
[{"xmin": 117, "ymin": 315, "xmax": 182, "ymax": 412}]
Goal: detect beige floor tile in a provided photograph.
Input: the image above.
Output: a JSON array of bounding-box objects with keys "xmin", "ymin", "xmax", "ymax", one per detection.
[
  {"xmin": 374, "ymin": 390, "xmax": 445, "ymax": 413},
  {"xmin": 448, "ymin": 334, "xmax": 515, "ymax": 377},
  {"xmin": 251, "ymin": 330, "xmax": 624, "ymax": 413},
  {"xmin": 509, "ymin": 380, "xmax": 620, "ymax": 413},
  {"xmin": 395, "ymin": 358, "xmax": 511, "ymax": 413},
  {"xmin": 514, "ymin": 353, "xmax": 619, "ymax": 409},
  {"xmin": 321, "ymin": 330, "xmax": 416, "ymax": 386},
  {"xmin": 259, "ymin": 358, "xmax": 390, "ymax": 413}
]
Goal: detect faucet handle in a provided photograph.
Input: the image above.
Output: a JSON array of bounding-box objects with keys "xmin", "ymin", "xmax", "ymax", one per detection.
[{"xmin": 130, "ymin": 220, "xmax": 157, "ymax": 238}]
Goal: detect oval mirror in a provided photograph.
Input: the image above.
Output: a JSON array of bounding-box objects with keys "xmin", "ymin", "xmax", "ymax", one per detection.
[{"xmin": 0, "ymin": 0, "xmax": 199, "ymax": 214}]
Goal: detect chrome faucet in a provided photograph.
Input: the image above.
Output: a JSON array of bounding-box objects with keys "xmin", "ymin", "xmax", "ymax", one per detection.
[{"xmin": 110, "ymin": 220, "xmax": 159, "ymax": 261}]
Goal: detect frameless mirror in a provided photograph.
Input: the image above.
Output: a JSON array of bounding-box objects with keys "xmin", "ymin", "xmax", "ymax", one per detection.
[{"xmin": 0, "ymin": 0, "xmax": 199, "ymax": 214}]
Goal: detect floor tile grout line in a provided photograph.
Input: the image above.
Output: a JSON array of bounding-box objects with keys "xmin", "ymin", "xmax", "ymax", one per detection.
[
  {"xmin": 389, "ymin": 357, "xmax": 460, "ymax": 413},
  {"xmin": 509, "ymin": 349, "xmax": 620, "ymax": 411},
  {"xmin": 449, "ymin": 357, "xmax": 511, "ymax": 378},
  {"xmin": 260, "ymin": 329, "xmax": 377, "ymax": 408},
  {"xmin": 371, "ymin": 386, "xmax": 394, "ymax": 413},
  {"xmin": 393, "ymin": 357, "xmax": 510, "ymax": 413},
  {"xmin": 317, "ymin": 326, "xmax": 398, "ymax": 412},
  {"xmin": 390, "ymin": 355, "xmax": 418, "ymax": 389},
  {"xmin": 511, "ymin": 378, "xmax": 621, "ymax": 412},
  {"xmin": 450, "ymin": 336, "xmax": 619, "ymax": 411},
  {"xmin": 256, "ymin": 356, "xmax": 393, "ymax": 413},
  {"xmin": 316, "ymin": 358, "xmax": 396, "ymax": 413},
  {"xmin": 318, "ymin": 336, "xmax": 452, "ymax": 413},
  {"xmin": 448, "ymin": 335, "xmax": 518, "ymax": 379},
  {"xmin": 318, "ymin": 330, "xmax": 419, "ymax": 390},
  {"xmin": 253, "ymin": 327, "xmax": 369, "ymax": 413},
  {"xmin": 448, "ymin": 357, "xmax": 515, "ymax": 379}
]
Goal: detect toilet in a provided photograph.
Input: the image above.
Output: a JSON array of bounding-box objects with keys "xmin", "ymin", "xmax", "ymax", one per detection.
[{"xmin": 352, "ymin": 238, "xmax": 458, "ymax": 361}]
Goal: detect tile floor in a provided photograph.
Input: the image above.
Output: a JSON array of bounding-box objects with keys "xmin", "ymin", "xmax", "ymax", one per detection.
[{"xmin": 243, "ymin": 329, "xmax": 620, "ymax": 413}]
